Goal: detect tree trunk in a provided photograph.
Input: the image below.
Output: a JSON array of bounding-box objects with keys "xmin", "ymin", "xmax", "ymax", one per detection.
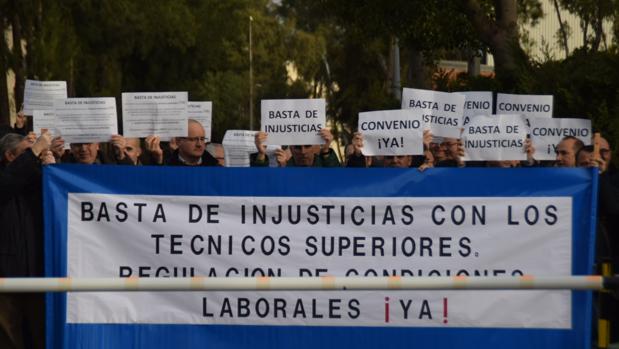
[
  {"xmin": 25, "ymin": 0, "xmax": 42, "ymax": 80},
  {"xmin": 11, "ymin": 8, "xmax": 25, "ymax": 111},
  {"xmin": 460, "ymin": 0, "xmax": 529, "ymax": 89},
  {"xmin": 591, "ymin": 5, "xmax": 603, "ymax": 52},
  {"xmin": 553, "ymin": 0, "xmax": 569, "ymax": 58},
  {"xmin": 407, "ymin": 48, "xmax": 431, "ymax": 89},
  {"xmin": 0, "ymin": 19, "xmax": 10, "ymax": 126}
]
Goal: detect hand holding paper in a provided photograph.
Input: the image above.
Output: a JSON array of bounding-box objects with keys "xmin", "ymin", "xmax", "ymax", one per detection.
[
  {"xmin": 145, "ymin": 136, "xmax": 164, "ymax": 165},
  {"xmin": 320, "ymin": 128, "xmax": 333, "ymax": 153}
]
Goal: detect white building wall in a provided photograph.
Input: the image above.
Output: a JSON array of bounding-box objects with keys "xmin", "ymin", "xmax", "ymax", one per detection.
[{"xmin": 522, "ymin": 0, "xmax": 614, "ymax": 61}]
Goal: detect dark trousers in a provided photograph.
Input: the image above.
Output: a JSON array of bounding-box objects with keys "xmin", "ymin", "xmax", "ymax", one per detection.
[{"xmin": 0, "ymin": 293, "xmax": 45, "ymax": 349}]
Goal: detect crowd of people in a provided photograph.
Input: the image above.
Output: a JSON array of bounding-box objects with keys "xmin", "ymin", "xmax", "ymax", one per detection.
[{"xmin": 0, "ymin": 113, "xmax": 618, "ymax": 348}]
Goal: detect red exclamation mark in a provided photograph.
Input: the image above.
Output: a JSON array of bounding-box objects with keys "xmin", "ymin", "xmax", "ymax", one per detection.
[
  {"xmin": 384, "ymin": 297, "xmax": 390, "ymax": 323},
  {"xmin": 443, "ymin": 297, "xmax": 448, "ymax": 324}
]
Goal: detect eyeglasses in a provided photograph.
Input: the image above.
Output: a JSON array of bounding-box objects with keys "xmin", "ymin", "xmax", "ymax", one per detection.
[{"xmin": 180, "ymin": 137, "xmax": 207, "ymax": 143}]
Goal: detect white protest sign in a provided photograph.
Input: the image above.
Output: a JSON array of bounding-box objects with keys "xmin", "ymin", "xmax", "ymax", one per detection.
[
  {"xmin": 54, "ymin": 98, "xmax": 118, "ymax": 143},
  {"xmin": 357, "ymin": 110, "xmax": 423, "ymax": 156},
  {"xmin": 458, "ymin": 91, "xmax": 493, "ymax": 126},
  {"xmin": 187, "ymin": 102, "xmax": 212, "ymax": 142},
  {"xmin": 222, "ymin": 130, "xmax": 258, "ymax": 167},
  {"xmin": 32, "ymin": 110, "xmax": 58, "ymax": 137},
  {"xmin": 529, "ymin": 117, "xmax": 592, "ymax": 161},
  {"xmin": 462, "ymin": 114, "xmax": 528, "ymax": 161},
  {"xmin": 121, "ymin": 92, "xmax": 188, "ymax": 139},
  {"xmin": 23, "ymin": 79, "xmax": 68, "ymax": 116},
  {"xmin": 261, "ymin": 99, "xmax": 325, "ymax": 145},
  {"xmin": 496, "ymin": 93, "xmax": 553, "ymax": 119},
  {"xmin": 67, "ymin": 194, "xmax": 571, "ymax": 328},
  {"xmin": 401, "ymin": 88, "xmax": 464, "ymax": 139}
]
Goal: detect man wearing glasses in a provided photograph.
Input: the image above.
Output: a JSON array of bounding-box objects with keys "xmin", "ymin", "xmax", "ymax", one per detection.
[
  {"xmin": 165, "ymin": 119, "xmax": 219, "ymax": 166},
  {"xmin": 251, "ymin": 128, "xmax": 340, "ymax": 167}
]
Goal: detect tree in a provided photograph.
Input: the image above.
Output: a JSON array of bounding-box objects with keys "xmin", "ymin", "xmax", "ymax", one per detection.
[{"xmin": 459, "ymin": 0, "xmax": 534, "ymax": 89}]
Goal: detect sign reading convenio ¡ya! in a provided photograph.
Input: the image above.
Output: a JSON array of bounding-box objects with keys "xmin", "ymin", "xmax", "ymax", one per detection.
[
  {"xmin": 529, "ymin": 117, "xmax": 592, "ymax": 161},
  {"xmin": 357, "ymin": 109, "xmax": 423, "ymax": 156},
  {"xmin": 44, "ymin": 166, "xmax": 597, "ymax": 349}
]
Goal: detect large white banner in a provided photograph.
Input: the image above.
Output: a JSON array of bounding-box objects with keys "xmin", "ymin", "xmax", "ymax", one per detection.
[
  {"xmin": 67, "ymin": 194, "xmax": 571, "ymax": 328},
  {"xmin": 529, "ymin": 117, "xmax": 592, "ymax": 161},
  {"xmin": 401, "ymin": 88, "xmax": 465, "ymax": 139}
]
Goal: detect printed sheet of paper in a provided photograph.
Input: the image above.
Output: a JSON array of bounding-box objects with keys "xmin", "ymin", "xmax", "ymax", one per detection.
[
  {"xmin": 222, "ymin": 130, "xmax": 258, "ymax": 167},
  {"xmin": 187, "ymin": 102, "xmax": 212, "ymax": 142},
  {"xmin": 54, "ymin": 98, "xmax": 118, "ymax": 143},
  {"xmin": 261, "ymin": 99, "xmax": 325, "ymax": 145},
  {"xmin": 462, "ymin": 114, "xmax": 528, "ymax": 161},
  {"xmin": 23, "ymin": 80, "xmax": 68, "ymax": 116},
  {"xmin": 358, "ymin": 110, "xmax": 423, "ymax": 156},
  {"xmin": 32, "ymin": 110, "xmax": 58, "ymax": 137},
  {"xmin": 401, "ymin": 88, "xmax": 465, "ymax": 139},
  {"xmin": 122, "ymin": 92, "xmax": 188, "ymax": 139},
  {"xmin": 529, "ymin": 117, "xmax": 591, "ymax": 161}
]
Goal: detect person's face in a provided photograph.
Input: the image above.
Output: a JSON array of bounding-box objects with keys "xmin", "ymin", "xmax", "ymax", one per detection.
[
  {"xmin": 4, "ymin": 139, "xmax": 31, "ymax": 163},
  {"xmin": 383, "ymin": 155, "xmax": 412, "ymax": 168},
  {"xmin": 440, "ymin": 138, "xmax": 459, "ymax": 159},
  {"xmin": 555, "ymin": 139, "xmax": 577, "ymax": 167},
  {"xmin": 178, "ymin": 122, "xmax": 206, "ymax": 160},
  {"xmin": 487, "ymin": 160, "xmax": 520, "ymax": 168},
  {"xmin": 291, "ymin": 145, "xmax": 318, "ymax": 167},
  {"xmin": 430, "ymin": 143, "xmax": 445, "ymax": 162},
  {"xmin": 576, "ymin": 150, "xmax": 594, "ymax": 167},
  {"xmin": 70, "ymin": 143, "xmax": 99, "ymax": 164},
  {"xmin": 125, "ymin": 138, "xmax": 142, "ymax": 165}
]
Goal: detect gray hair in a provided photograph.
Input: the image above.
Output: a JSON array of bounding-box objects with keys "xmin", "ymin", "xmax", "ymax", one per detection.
[{"xmin": 0, "ymin": 133, "xmax": 25, "ymax": 161}]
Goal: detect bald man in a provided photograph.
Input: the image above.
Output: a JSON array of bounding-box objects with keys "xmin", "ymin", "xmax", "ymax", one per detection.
[{"xmin": 165, "ymin": 119, "xmax": 219, "ymax": 166}]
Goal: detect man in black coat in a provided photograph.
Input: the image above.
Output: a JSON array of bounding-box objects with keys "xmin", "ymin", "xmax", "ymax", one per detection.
[
  {"xmin": 0, "ymin": 131, "xmax": 53, "ymax": 349},
  {"xmin": 165, "ymin": 119, "xmax": 219, "ymax": 166}
]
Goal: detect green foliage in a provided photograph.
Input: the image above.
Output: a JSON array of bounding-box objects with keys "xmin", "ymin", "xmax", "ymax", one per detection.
[
  {"xmin": 2, "ymin": 0, "xmax": 327, "ymax": 141},
  {"xmin": 531, "ymin": 50, "xmax": 619, "ymax": 149}
]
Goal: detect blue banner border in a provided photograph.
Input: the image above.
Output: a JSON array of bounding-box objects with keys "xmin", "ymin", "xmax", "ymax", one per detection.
[{"xmin": 43, "ymin": 166, "xmax": 598, "ymax": 349}]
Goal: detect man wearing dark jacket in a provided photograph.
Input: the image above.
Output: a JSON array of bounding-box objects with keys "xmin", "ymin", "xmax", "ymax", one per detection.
[
  {"xmin": 165, "ymin": 119, "xmax": 219, "ymax": 166},
  {"xmin": 0, "ymin": 131, "xmax": 53, "ymax": 349}
]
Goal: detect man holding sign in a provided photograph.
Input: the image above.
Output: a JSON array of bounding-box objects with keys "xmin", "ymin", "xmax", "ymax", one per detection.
[
  {"xmin": 350, "ymin": 109, "xmax": 433, "ymax": 169},
  {"xmin": 252, "ymin": 128, "xmax": 338, "ymax": 167},
  {"xmin": 253, "ymin": 98, "xmax": 339, "ymax": 167}
]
